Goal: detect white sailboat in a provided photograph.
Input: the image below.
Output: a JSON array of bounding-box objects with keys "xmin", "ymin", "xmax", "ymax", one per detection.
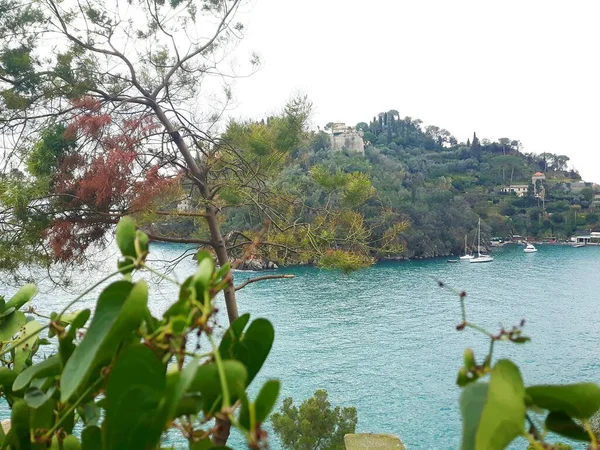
[
  {"xmin": 470, "ymin": 218, "xmax": 494, "ymax": 263},
  {"xmin": 459, "ymin": 234, "xmax": 474, "ymax": 260}
]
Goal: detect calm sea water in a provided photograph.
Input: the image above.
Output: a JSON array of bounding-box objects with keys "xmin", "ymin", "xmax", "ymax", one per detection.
[{"xmin": 2, "ymin": 244, "xmax": 599, "ymax": 449}]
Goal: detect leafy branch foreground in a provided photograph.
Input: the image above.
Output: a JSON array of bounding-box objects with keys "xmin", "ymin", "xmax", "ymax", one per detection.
[
  {"xmin": 0, "ymin": 217, "xmax": 279, "ymax": 449},
  {"xmin": 441, "ymin": 281, "xmax": 600, "ymax": 450}
]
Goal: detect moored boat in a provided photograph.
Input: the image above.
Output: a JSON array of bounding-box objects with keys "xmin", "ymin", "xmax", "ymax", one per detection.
[{"xmin": 470, "ymin": 218, "xmax": 494, "ymax": 263}]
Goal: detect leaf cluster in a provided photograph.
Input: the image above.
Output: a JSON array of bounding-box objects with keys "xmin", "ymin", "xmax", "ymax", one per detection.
[
  {"xmin": 0, "ymin": 217, "xmax": 280, "ymax": 449},
  {"xmin": 449, "ymin": 285, "xmax": 600, "ymax": 450}
]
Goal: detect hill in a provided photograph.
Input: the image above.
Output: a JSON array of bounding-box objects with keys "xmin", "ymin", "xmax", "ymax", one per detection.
[{"xmin": 161, "ymin": 110, "xmax": 600, "ymax": 261}]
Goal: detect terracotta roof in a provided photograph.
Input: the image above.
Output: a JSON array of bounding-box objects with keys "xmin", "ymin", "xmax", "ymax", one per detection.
[{"xmin": 533, "ymin": 172, "xmax": 545, "ymax": 177}]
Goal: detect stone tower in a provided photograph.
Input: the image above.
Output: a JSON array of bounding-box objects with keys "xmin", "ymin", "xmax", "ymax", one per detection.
[{"xmin": 329, "ymin": 123, "xmax": 365, "ymax": 154}]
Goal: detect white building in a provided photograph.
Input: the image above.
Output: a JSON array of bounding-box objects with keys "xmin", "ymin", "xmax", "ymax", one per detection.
[
  {"xmin": 177, "ymin": 198, "xmax": 193, "ymax": 212},
  {"xmin": 501, "ymin": 185, "xmax": 529, "ymax": 197}
]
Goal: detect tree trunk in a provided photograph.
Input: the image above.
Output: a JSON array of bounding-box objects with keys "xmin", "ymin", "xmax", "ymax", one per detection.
[
  {"xmin": 152, "ymin": 100, "xmax": 238, "ymax": 448},
  {"xmin": 206, "ymin": 206, "xmax": 239, "ymax": 323},
  {"xmin": 152, "ymin": 103, "xmax": 239, "ymax": 323}
]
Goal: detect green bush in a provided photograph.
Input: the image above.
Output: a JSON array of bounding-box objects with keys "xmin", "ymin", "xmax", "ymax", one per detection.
[{"xmin": 271, "ymin": 389, "xmax": 357, "ymax": 450}]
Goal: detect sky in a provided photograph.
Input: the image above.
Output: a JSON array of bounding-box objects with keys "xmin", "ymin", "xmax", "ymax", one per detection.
[{"xmin": 230, "ymin": 0, "xmax": 600, "ymax": 182}]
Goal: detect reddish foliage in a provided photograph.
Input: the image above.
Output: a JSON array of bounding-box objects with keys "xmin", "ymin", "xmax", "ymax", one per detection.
[
  {"xmin": 45, "ymin": 104, "xmax": 175, "ymax": 261},
  {"xmin": 131, "ymin": 165, "xmax": 180, "ymax": 211},
  {"xmin": 45, "ymin": 220, "xmax": 109, "ymax": 262},
  {"xmin": 70, "ymin": 96, "xmax": 102, "ymax": 112},
  {"xmin": 79, "ymin": 149, "xmax": 136, "ymax": 208},
  {"xmin": 66, "ymin": 113, "xmax": 112, "ymax": 138}
]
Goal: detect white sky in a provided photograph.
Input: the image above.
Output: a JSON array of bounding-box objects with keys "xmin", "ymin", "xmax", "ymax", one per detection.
[{"xmin": 231, "ymin": 0, "xmax": 600, "ymax": 182}]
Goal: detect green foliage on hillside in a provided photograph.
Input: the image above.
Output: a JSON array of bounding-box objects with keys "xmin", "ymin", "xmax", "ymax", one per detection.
[{"xmin": 207, "ymin": 110, "xmax": 598, "ymax": 262}]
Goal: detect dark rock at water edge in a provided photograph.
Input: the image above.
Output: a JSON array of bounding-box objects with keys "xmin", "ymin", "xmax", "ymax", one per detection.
[{"xmin": 233, "ymin": 257, "xmax": 278, "ymax": 271}]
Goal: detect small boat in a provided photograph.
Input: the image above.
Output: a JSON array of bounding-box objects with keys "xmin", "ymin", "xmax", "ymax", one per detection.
[
  {"xmin": 459, "ymin": 234, "xmax": 474, "ymax": 260},
  {"xmin": 447, "ymin": 259, "xmax": 459, "ymax": 263},
  {"xmin": 523, "ymin": 244, "xmax": 538, "ymax": 253},
  {"xmin": 470, "ymin": 218, "xmax": 494, "ymax": 263},
  {"xmin": 572, "ymin": 243, "xmax": 585, "ymax": 248}
]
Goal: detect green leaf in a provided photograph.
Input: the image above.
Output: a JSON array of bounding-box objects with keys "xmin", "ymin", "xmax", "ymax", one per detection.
[
  {"xmin": 10, "ymin": 399, "xmax": 31, "ymax": 450},
  {"xmin": 58, "ymin": 310, "xmax": 91, "ymax": 366},
  {"xmin": 5, "ymin": 284, "xmax": 38, "ymax": 311},
  {"xmin": 30, "ymin": 396, "xmax": 55, "ymax": 430},
  {"xmin": 60, "ymin": 309, "xmax": 91, "ymax": 327},
  {"xmin": 189, "ymin": 438, "xmax": 213, "ymax": 450},
  {"xmin": 60, "ymin": 280, "xmax": 148, "ymax": 402},
  {"xmin": 545, "ymin": 411, "xmax": 590, "ymax": 442},
  {"xmin": 238, "ymin": 392, "xmax": 251, "ymax": 431},
  {"xmin": 193, "ymin": 255, "xmax": 215, "ymax": 292},
  {"xmin": 187, "ymin": 360, "xmax": 247, "ymax": 415},
  {"xmin": 12, "ymin": 319, "xmax": 44, "ymax": 373},
  {"xmin": 62, "ymin": 435, "xmax": 81, "ymax": 450},
  {"xmin": 104, "ymin": 344, "xmax": 166, "ymax": 450},
  {"xmin": 134, "ymin": 230, "xmax": 149, "ymax": 259},
  {"xmin": 255, "ymin": 379, "xmax": 280, "ymax": 424},
  {"xmin": 13, "ymin": 355, "xmax": 61, "ymax": 391},
  {"xmin": 173, "ymin": 393, "xmax": 203, "ymax": 418},
  {"xmin": 0, "ymin": 367, "xmax": 17, "ymax": 392},
  {"xmin": 0, "ymin": 307, "xmax": 16, "ymax": 319},
  {"xmin": 460, "ymin": 383, "xmax": 489, "ymax": 450},
  {"xmin": 24, "ymin": 385, "xmax": 56, "ymax": 408},
  {"xmin": 117, "ymin": 258, "xmax": 134, "ymax": 275},
  {"xmin": 475, "ymin": 360, "xmax": 525, "ymax": 450},
  {"xmin": 216, "ymin": 262, "xmax": 231, "ymax": 279},
  {"xmin": 81, "ymin": 426, "xmax": 102, "ymax": 450},
  {"xmin": 0, "ymin": 310, "xmax": 26, "ymax": 345},
  {"xmin": 116, "ymin": 217, "xmax": 136, "ymax": 259},
  {"xmin": 164, "ymin": 279, "xmax": 193, "ymax": 318},
  {"xmin": 163, "ymin": 356, "xmax": 200, "ymax": 420},
  {"xmin": 219, "ymin": 317, "xmax": 273, "ymax": 386},
  {"xmin": 170, "ymin": 316, "xmax": 188, "ymax": 334},
  {"xmin": 526, "ymin": 383, "xmax": 600, "ymax": 419},
  {"xmin": 238, "ymin": 380, "xmax": 279, "ymax": 431},
  {"xmin": 219, "ymin": 314, "xmax": 250, "ymax": 353}
]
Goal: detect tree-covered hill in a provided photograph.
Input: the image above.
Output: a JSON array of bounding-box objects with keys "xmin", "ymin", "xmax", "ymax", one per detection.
[{"xmin": 213, "ymin": 110, "xmax": 598, "ymax": 261}]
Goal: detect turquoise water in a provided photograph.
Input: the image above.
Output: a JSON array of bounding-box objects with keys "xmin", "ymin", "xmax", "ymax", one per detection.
[{"xmin": 2, "ymin": 244, "xmax": 599, "ymax": 449}]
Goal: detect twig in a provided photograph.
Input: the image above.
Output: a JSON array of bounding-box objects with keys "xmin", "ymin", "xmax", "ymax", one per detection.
[{"xmin": 234, "ymin": 274, "xmax": 294, "ymax": 291}]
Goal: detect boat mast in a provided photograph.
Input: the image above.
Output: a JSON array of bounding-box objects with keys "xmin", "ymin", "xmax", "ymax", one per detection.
[{"xmin": 478, "ymin": 218, "xmax": 481, "ymax": 257}]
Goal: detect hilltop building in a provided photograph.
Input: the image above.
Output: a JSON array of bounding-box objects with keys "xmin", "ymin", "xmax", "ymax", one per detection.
[
  {"xmin": 329, "ymin": 123, "xmax": 365, "ymax": 154},
  {"xmin": 500, "ymin": 185, "xmax": 529, "ymax": 197},
  {"xmin": 532, "ymin": 172, "xmax": 545, "ymax": 197}
]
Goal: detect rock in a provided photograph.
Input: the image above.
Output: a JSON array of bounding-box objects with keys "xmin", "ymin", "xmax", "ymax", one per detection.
[
  {"xmin": 344, "ymin": 434, "xmax": 405, "ymax": 450},
  {"xmin": 233, "ymin": 257, "xmax": 278, "ymax": 271}
]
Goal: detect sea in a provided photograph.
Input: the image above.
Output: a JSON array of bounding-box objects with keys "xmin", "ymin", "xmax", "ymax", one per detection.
[{"xmin": 1, "ymin": 243, "xmax": 599, "ymax": 449}]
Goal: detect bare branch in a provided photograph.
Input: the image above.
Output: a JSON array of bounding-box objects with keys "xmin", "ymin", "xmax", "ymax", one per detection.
[
  {"xmin": 145, "ymin": 232, "xmax": 214, "ymax": 247},
  {"xmin": 234, "ymin": 274, "xmax": 295, "ymax": 291}
]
